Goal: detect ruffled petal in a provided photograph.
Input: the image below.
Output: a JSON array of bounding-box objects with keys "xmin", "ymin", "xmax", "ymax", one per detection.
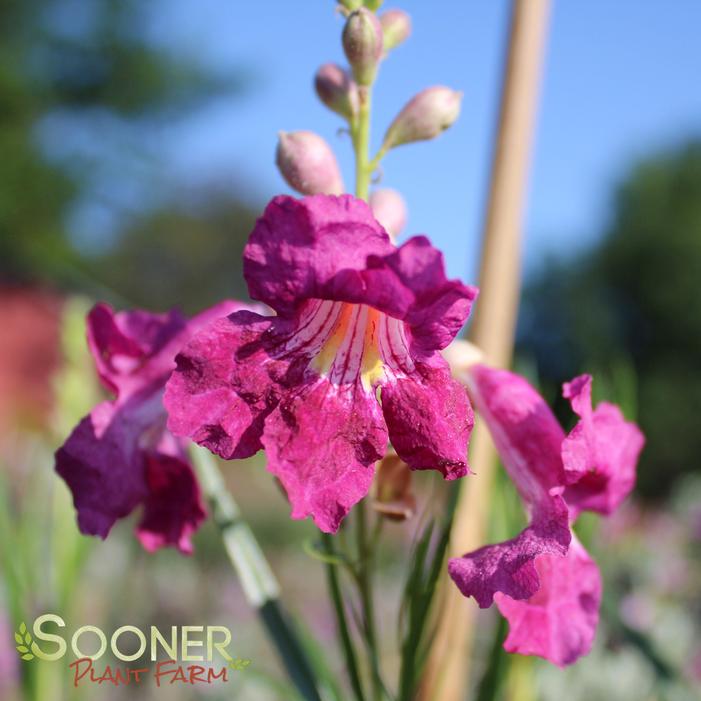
[
  {"xmin": 55, "ymin": 395, "xmax": 158, "ymax": 540},
  {"xmin": 364, "ymin": 236, "xmax": 478, "ymax": 352},
  {"xmin": 137, "ymin": 449, "xmax": 206, "ymax": 554},
  {"xmin": 381, "ymin": 361, "xmax": 472, "ymax": 479},
  {"xmin": 466, "ymin": 365, "xmax": 567, "ymax": 503},
  {"xmin": 165, "ymin": 310, "xmax": 296, "ymax": 459},
  {"xmin": 495, "ymin": 536, "xmax": 602, "ymax": 666},
  {"xmin": 448, "ymin": 497, "xmax": 571, "ymax": 608},
  {"xmin": 87, "ymin": 300, "xmax": 245, "ymax": 398},
  {"xmin": 244, "ymin": 194, "xmax": 393, "ymax": 315},
  {"xmin": 243, "ymin": 195, "xmax": 477, "ymax": 353},
  {"xmin": 87, "ymin": 304, "xmax": 187, "ymax": 396},
  {"xmin": 262, "ymin": 379, "xmax": 387, "ymax": 533},
  {"xmin": 562, "ymin": 375, "xmax": 645, "ymax": 517}
]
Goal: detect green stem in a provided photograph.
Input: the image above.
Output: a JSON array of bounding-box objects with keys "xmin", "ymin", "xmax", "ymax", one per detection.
[
  {"xmin": 191, "ymin": 447, "xmax": 322, "ymax": 701},
  {"xmin": 356, "ymin": 501, "xmax": 384, "ymax": 701},
  {"xmin": 354, "ymin": 86, "xmax": 373, "ymax": 200},
  {"xmin": 321, "ymin": 533, "xmax": 367, "ymax": 701}
]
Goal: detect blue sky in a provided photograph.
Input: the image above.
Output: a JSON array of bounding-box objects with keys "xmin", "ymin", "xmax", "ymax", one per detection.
[{"xmin": 148, "ymin": 0, "xmax": 701, "ymax": 282}]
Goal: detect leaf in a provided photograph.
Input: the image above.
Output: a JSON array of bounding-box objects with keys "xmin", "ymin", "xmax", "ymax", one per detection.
[
  {"xmin": 14, "ymin": 633, "xmax": 22, "ymax": 644},
  {"xmin": 19, "ymin": 622, "xmax": 27, "ymax": 635},
  {"xmin": 16, "ymin": 645, "xmax": 29, "ymax": 653},
  {"xmin": 302, "ymin": 538, "xmax": 351, "ymax": 567},
  {"xmin": 24, "ymin": 632, "xmax": 32, "ymax": 645},
  {"xmin": 22, "ymin": 653, "xmax": 34, "ymax": 661}
]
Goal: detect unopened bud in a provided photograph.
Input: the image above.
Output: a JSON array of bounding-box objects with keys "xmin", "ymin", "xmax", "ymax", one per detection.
[
  {"xmin": 369, "ymin": 188, "xmax": 407, "ymax": 241},
  {"xmin": 442, "ymin": 339, "xmax": 484, "ymax": 386},
  {"xmin": 342, "ymin": 8, "xmax": 384, "ymax": 86},
  {"xmin": 382, "ymin": 86, "xmax": 462, "ymax": 150},
  {"xmin": 276, "ymin": 131, "xmax": 344, "ymax": 196},
  {"xmin": 315, "ymin": 63, "xmax": 359, "ymax": 121},
  {"xmin": 339, "ymin": 0, "xmax": 362, "ymax": 11},
  {"xmin": 372, "ymin": 453, "xmax": 416, "ymax": 521},
  {"xmin": 379, "ymin": 9, "xmax": 411, "ymax": 51}
]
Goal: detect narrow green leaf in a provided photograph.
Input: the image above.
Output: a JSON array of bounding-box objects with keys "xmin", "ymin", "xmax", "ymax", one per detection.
[{"xmin": 16, "ymin": 645, "xmax": 29, "ymax": 653}]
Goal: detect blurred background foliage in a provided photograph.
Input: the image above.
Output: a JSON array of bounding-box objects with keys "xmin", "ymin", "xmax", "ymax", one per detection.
[
  {"xmin": 0, "ymin": 0, "xmax": 252, "ymax": 308},
  {"xmin": 518, "ymin": 142, "xmax": 701, "ymax": 499},
  {"xmin": 1, "ymin": 0, "xmax": 700, "ymax": 699}
]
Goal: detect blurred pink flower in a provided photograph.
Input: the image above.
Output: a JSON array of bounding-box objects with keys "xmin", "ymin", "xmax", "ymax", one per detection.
[
  {"xmin": 56, "ymin": 300, "xmax": 245, "ymax": 553},
  {"xmin": 449, "ymin": 365, "xmax": 644, "ymax": 666}
]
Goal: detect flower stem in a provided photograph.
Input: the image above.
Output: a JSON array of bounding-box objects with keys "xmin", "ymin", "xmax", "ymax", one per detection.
[
  {"xmin": 321, "ymin": 533, "xmax": 367, "ymax": 701},
  {"xmin": 354, "ymin": 85, "xmax": 373, "ymax": 200},
  {"xmin": 191, "ymin": 447, "xmax": 322, "ymax": 701},
  {"xmin": 355, "ymin": 500, "xmax": 384, "ymax": 701}
]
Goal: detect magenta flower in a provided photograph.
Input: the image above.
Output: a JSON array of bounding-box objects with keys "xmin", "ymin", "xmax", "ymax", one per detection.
[
  {"xmin": 448, "ymin": 365, "xmax": 644, "ymax": 666},
  {"xmin": 55, "ymin": 300, "xmax": 245, "ymax": 553},
  {"xmin": 164, "ymin": 194, "xmax": 478, "ymax": 533}
]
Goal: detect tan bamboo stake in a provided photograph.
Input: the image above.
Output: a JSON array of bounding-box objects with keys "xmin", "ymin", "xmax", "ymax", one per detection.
[{"xmin": 420, "ymin": 1, "xmax": 551, "ymax": 699}]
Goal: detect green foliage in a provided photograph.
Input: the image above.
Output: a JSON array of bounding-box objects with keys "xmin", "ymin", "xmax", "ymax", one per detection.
[{"xmin": 519, "ymin": 141, "xmax": 701, "ymax": 498}]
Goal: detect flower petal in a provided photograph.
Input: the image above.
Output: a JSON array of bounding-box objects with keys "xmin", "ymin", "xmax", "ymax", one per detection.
[
  {"xmin": 87, "ymin": 300, "xmax": 245, "ymax": 398},
  {"xmin": 448, "ymin": 497, "xmax": 571, "ymax": 608},
  {"xmin": 55, "ymin": 395, "xmax": 158, "ymax": 540},
  {"xmin": 365, "ymin": 236, "xmax": 478, "ymax": 352},
  {"xmin": 262, "ymin": 378, "xmax": 387, "ymax": 533},
  {"xmin": 244, "ymin": 194, "xmax": 393, "ymax": 315},
  {"xmin": 495, "ymin": 536, "xmax": 602, "ymax": 667},
  {"xmin": 381, "ymin": 361, "xmax": 472, "ymax": 479},
  {"xmin": 165, "ymin": 310, "xmax": 297, "ymax": 459},
  {"xmin": 562, "ymin": 375, "xmax": 645, "ymax": 517},
  {"xmin": 466, "ymin": 365, "xmax": 567, "ymax": 503},
  {"xmin": 137, "ymin": 449, "xmax": 206, "ymax": 554},
  {"xmin": 243, "ymin": 195, "xmax": 477, "ymax": 353}
]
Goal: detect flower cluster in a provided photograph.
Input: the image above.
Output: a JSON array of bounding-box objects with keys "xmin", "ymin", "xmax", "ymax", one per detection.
[{"xmin": 53, "ymin": 0, "xmax": 646, "ymax": 675}]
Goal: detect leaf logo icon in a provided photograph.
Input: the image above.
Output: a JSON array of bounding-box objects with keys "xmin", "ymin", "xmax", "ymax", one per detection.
[{"xmin": 14, "ymin": 622, "xmax": 35, "ymax": 661}]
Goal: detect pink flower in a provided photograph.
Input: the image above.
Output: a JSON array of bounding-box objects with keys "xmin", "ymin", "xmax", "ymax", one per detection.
[
  {"xmin": 55, "ymin": 300, "xmax": 245, "ymax": 553},
  {"xmin": 164, "ymin": 194, "xmax": 478, "ymax": 533},
  {"xmin": 448, "ymin": 365, "xmax": 644, "ymax": 666}
]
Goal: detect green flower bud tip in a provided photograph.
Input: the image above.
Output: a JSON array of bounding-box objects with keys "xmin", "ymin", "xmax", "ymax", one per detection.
[
  {"xmin": 382, "ymin": 86, "xmax": 463, "ymax": 150},
  {"xmin": 379, "ymin": 9, "xmax": 411, "ymax": 51},
  {"xmin": 342, "ymin": 8, "xmax": 384, "ymax": 86},
  {"xmin": 314, "ymin": 63, "xmax": 359, "ymax": 120},
  {"xmin": 276, "ymin": 131, "xmax": 345, "ymax": 196}
]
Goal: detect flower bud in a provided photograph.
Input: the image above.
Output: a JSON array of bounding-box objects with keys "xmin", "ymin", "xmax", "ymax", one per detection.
[
  {"xmin": 369, "ymin": 188, "xmax": 407, "ymax": 241},
  {"xmin": 276, "ymin": 131, "xmax": 344, "ymax": 196},
  {"xmin": 442, "ymin": 339, "xmax": 484, "ymax": 385},
  {"xmin": 314, "ymin": 63, "xmax": 359, "ymax": 121},
  {"xmin": 339, "ymin": 0, "xmax": 362, "ymax": 11},
  {"xmin": 382, "ymin": 86, "xmax": 462, "ymax": 150},
  {"xmin": 372, "ymin": 453, "xmax": 416, "ymax": 521},
  {"xmin": 342, "ymin": 8, "xmax": 384, "ymax": 86},
  {"xmin": 379, "ymin": 9, "xmax": 411, "ymax": 51}
]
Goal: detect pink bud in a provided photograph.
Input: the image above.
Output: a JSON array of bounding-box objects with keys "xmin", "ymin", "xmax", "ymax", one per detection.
[
  {"xmin": 379, "ymin": 9, "xmax": 411, "ymax": 51},
  {"xmin": 314, "ymin": 63, "xmax": 359, "ymax": 120},
  {"xmin": 382, "ymin": 86, "xmax": 462, "ymax": 150},
  {"xmin": 342, "ymin": 8, "xmax": 384, "ymax": 86},
  {"xmin": 369, "ymin": 188, "xmax": 407, "ymax": 241},
  {"xmin": 275, "ymin": 131, "xmax": 344, "ymax": 196}
]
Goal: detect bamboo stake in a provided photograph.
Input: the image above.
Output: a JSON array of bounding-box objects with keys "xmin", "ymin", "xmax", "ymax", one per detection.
[{"xmin": 420, "ymin": 1, "xmax": 551, "ymax": 699}]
